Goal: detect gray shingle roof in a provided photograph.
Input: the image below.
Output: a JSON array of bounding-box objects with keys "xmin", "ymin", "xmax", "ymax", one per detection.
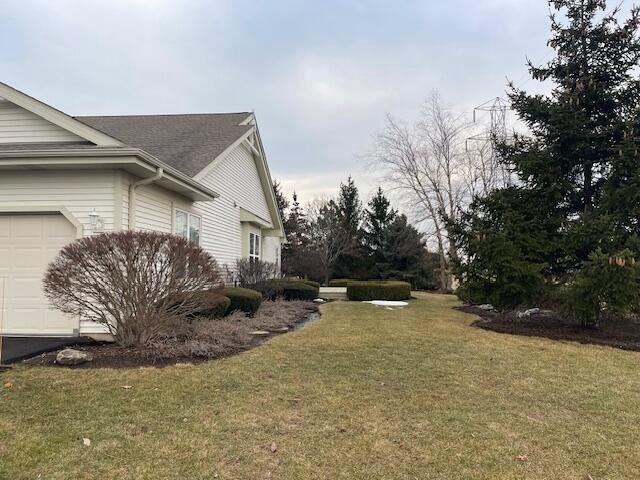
[{"xmin": 75, "ymin": 113, "xmax": 253, "ymax": 177}]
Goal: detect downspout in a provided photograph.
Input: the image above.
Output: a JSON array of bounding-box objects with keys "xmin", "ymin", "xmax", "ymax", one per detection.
[{"xmin": 128, "ymin": 167, "xmax": 164, "ymax": 230}]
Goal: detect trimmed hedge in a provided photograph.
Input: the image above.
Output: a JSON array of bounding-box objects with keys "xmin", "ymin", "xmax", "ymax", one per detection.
[
  {"xmin": 328, "ymin": 279, "xmax": 351, "ymax": 287},
  {"xmin": 199, "ymin": 295, "xmax": 231, "ymax": 318},
  {"xmin": 347, "ymin": 281, "xmax": 411, "ymax": 301},
  {"xmin": 283, "ymin": 282, "xmax": 319, "ymax": 301},
  {"xmin": 295, "ymin": 278, "xmax": 321, "ymax": 289},
  {"xmin": 222, "ymin": 287, "xmax": 263, "ymax": 314}
]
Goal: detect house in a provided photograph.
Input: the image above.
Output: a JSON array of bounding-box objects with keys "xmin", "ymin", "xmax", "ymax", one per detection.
[{"xmin": 0, "ymin": 81, "xmax": 285, "ymax": 363}]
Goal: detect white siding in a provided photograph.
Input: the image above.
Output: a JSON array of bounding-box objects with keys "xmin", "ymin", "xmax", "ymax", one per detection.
[
  {"xmin": 0, "ymin": 170, "xmax": 116, "ymax": 233},
  {"xmin": 127, "ymin": 179, "xmax": 192, "ymax": 233},
  {"xmin": 193, "ymin": 143, "xmax": 273, "ymax": 268},
  {"xmin": 0, "ymin": 99, "xmax": 84, "ymax": 144},
  {"xmin": 262, "ymin": 236, "xmax": 282, "ymax": 270}
]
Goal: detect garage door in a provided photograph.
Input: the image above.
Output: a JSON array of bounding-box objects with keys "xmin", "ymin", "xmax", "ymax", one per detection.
[{"xmin": 0, "ymin": 213, "xmax": 78, "ymax": 336}]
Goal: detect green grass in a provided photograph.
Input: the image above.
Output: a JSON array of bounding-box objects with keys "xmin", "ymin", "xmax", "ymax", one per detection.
[{"xmin": 2, "ymin": 293, "xmax": 639, "ymax": 479}]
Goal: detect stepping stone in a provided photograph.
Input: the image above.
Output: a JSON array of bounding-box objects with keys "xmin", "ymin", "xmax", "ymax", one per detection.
[
  {"xmin": 270, "ymin": 327, "xmax": 289, "ymax": 333},
  {"xmin": 250, "ymin": 330, "xmax": 271, "ymax": 337}
]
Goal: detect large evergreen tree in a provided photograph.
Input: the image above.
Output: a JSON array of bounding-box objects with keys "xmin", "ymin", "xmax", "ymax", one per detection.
[
  {"xmin": 365, "ymin": 187, "xmax": 396, "ymax": 252},
  {"xmin": 272, "ymin": 180, "xmax": 289, "ymax": 223},
  {"xmin": 332, "ymin": 176, "xmax": 368, "ymax": 279},
  {"xmin": 364, "ymin": 187, "xmax": 396, "ymax": 275},
  {"xmin": 453, "ymin": 0, "xmax": 640, "ymax": 307},
  {"xmin": 377, "ymin": 214, "xmax": 436, "ymax": 290}
]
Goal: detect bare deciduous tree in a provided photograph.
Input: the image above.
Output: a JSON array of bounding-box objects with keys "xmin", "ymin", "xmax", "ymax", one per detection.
[
  {"xmin": 370, "ymin": 93, "xmax": 504, "ymax": 290},
  {"xmin": 306, "ymin": 197, "xmax": 352, "ymax": 285},
  {"xmin": 44, "ymin": 231, "xmax": 223, "ymax": 346}
]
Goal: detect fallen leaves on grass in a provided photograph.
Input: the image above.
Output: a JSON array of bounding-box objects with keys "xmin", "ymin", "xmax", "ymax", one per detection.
[
  {"xmin": 270, "ymin": 442, "xmax": 278, "ymax": 453},
  {"xmin": 516, "ymin": 453, "xmax": 529, "ymax": 462},
  {"xmin": 3, "ymin": 382, "xmax": 12, "ymax": 389}
]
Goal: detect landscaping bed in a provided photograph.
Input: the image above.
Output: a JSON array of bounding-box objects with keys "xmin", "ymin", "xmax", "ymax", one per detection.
[
  {"xmin": 22, "ymin": 300, "xmax": 319, "ymax": 369},
  {"xmin": 462, "ymin": 305, "xmax": 640, "ymax": 351}
]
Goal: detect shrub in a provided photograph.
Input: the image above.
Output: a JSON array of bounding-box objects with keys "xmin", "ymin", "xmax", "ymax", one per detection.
[
  {"xmin": 329, "ymin": 279, "xmax": 351, "ymax": 287},
  {"xmin": 192, "ymin": 294, "xmax": 231, "ymax": 319},
  {"xmin": 43, "ymin": 231, "xmax": 222, "ymax": 347},
  {"xmin": 286, "ymin": 277, "xmax": 321, "ymax": 289},
  {"xmin": 234, "ymin": 258, "xmax": 278, "ymax": 288},
  {"xmin": 347, "ymin": 281, "xmax": 411, "ymax": 301},
  {"xmin": 562, "ymin": 249, "xmax": 640, "ymax": 326},
  {"xmin": 283, "ymin": 282, "xmax": 319, "ymax": 300},
  {"xmin": 223, "ymin": 287, "xmax": 263, "ymax": 314}
]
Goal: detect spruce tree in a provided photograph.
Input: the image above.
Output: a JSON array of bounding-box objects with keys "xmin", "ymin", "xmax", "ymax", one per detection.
[
  {"xmin": 272, "ymin": 180, "xmax": 289, "ymax": 223},
  {"xmin": 503, "ymin": 0, "xmax": 640, "ymax": 271},
  {"xmin": 453, "ymin": 0, "xmax": 640, "ymax": 307},
  {"xmin": 333, "ymin": 176, "xmax": 368, "ymax": 278}
]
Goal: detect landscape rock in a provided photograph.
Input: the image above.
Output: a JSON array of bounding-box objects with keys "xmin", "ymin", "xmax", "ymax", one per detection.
[
  {"xmin": 517, "ymin": 308, "xmax": 541, "ymax": 319},
  {"xmin": 270, "ymin": 327, "xmax": 289, "ymax": 333},
  {"xmin": 56, "ymin": 348, "xmax": 93, "ymax": 366},
  {"xmin": 249, "ymin": 330, "xmax": 271, "ymax": 337},
  {"xmin": 477, "ymin": 304, "xmax": 495, "ymax": 311}
]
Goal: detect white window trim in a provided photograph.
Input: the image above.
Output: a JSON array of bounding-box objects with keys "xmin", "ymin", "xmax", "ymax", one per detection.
[
  {"xmin": 249, "ymin": 231, "xmax": 261, "ymax": 261},
  {"xmin": 174, "ymin": 208, "xmax": 202, "ymax": 245}
]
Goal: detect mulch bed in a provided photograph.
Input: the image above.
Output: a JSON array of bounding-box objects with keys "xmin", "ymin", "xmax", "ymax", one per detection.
[
  {"xmin": 22, "ymin": 301, "xmax": 321, "ymax": 369},
  {"xmin": 460, "ymin": 305, "xmax": 640, "ymax": 351}
]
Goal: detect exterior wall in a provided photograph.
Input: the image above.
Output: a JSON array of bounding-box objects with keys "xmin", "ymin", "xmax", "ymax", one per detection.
[
  {"xmin": 262, "ymin": 235, "xmax": 282, "ymax": 270},
  {"xmin": 0, "ymin": 170, "xmax": 117, "ymax": 233},
  {"xmin": 192, "ymin": 143, "xmax": 274, "ymax": 269},
  {"xmin": 240, "ymin": 223, "xmax": 261, "ymax": 258},
  {"xmin": 0, "ymin": 169, "xmax": 120, "ymax": 338},
  {"xmin": 0, "ymin": 99, "xmax": 84, "ymax": 144}
]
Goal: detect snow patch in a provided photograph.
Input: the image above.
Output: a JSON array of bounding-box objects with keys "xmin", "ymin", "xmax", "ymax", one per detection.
[{"xmin": 363, "ymin": 300, "xmax": 409, "ymax": 307}]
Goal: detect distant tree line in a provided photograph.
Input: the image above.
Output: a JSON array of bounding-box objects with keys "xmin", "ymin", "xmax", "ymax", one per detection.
[{"xmin": 273, "ymin": 178, "xmax": 439, "ymax": 288}]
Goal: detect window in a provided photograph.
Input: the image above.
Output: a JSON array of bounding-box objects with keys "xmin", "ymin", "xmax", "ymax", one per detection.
[
  {"xmin": 175, "ymin": 210, "xmax": 201, "ymax": 245},
  {"xmin": 249, "ymin": 232, "xmax": 260, "ymax": 261}
]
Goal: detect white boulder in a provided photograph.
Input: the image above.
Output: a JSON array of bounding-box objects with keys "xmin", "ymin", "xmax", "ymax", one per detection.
[{"xmin": 56, "ymin": 348, "xmax": 93, "ymax": 366}]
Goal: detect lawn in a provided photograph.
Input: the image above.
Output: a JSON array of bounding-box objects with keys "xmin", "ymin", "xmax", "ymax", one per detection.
[{"xmin": 1, "ymin": 293, "xmax": 639, "ymax": 479}]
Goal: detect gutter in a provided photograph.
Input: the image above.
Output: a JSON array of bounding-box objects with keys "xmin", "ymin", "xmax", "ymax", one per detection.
[
  {"xmin": 0, "ymin": 146, "xmax": 219, "ymax": 201},
  {"xmin": 128, "ymin": 167, "xmax": 163, "ymax": 230}
]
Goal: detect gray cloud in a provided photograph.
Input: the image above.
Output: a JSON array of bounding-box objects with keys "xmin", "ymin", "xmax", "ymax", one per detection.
[{"xmin": 1, "ymin": 0, "xmax": 553, "ymax": 203}]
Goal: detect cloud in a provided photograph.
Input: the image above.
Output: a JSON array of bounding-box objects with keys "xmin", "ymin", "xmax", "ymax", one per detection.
[{"xmin": 0, "ymin": 0, "xmax": 558, "ymax": 215}]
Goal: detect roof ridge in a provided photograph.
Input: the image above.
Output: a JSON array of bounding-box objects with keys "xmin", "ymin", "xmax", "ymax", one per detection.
[{"xmin": 74, "ymin": 112, "xmax": 252, "ymax": 119}]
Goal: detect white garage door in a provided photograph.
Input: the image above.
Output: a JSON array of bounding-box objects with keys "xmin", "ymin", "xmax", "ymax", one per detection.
[{"xmin": 0, "ymin": 213, "xmax": 78, "ymax": 336}]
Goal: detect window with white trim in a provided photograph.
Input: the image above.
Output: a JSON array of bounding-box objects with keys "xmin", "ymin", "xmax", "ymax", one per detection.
[
  {"xmin": 175, "ymin": 210, "xmax": 201, "ymax": 245},
  {"xmin": 249, "ymin": 232, "xmax": 261, "ymax": 261}
]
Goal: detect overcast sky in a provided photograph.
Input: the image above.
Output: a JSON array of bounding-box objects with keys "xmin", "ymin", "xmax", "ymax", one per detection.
[{"xmin": 1, "ymin": 0, "xmax": 553, "ymax": 204}]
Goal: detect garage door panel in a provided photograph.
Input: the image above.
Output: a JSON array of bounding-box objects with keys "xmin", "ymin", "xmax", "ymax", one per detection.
[
  {"xmin": 0, "ymin": 247, "xmax": 9, "ymax": 267},
  {"xmin": 0, "ymin": 214, "xmax": 77, "ymax": 335},
  {"xmin": 11, "ymin": 277, "xmax": 43, "ymax": 300},
  {"xmin": 13, "ymin": 247, "xmax": 45, "ymax": 268},
  {"xmin": 12, "ymin": 216, "xmax": 44, "ymax": 238}
]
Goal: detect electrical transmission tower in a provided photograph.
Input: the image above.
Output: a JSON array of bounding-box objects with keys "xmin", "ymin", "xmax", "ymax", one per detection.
[{"xmin": 466, "ymin": 97, "xmax": 512, "ymax": 189}]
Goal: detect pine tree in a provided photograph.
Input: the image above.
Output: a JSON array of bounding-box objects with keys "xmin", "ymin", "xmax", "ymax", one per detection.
[
  {"xmin": 337, "ymin": 176, "xmax": 362, "ymax": 236},
  {"xmin": 453, "ymin": 0, "xmax": 640, "ymax": 307},
  {"xmin": 377, "ymin": 214, "xmax": 436, "ymax": 289},
  {"xmin": 503, "ymin": 0, "xmax": 640, "ymax": 271},
  {"xmin": 365, "ymin": 187, "xmax": 396, "ymax": 250},
  {"xmin": 284, "ymin": 192, "xmax": 307, "ymax": 249},
  {"xmin": 333, "ymin": 176, "xmax": 367, "ymax": 279},
  {"xmin": 272, "ymin": 180, "xmax": 289, "ymax": 223}
]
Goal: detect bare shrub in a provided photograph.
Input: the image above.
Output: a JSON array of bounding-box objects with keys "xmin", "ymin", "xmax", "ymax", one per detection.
[
  {"xmin": 235, "ymin": 258, "xmax": 278, "ymax": 287},
  {"xmin": 146, "ymin": 299, "xmax": 319, "ymax": 361},
  {"xmin": 44, "ymin": 231, "xmax": 222, "ymax": 347},
  {"xmin": 226, "ymin": 299, "xmax": 319, "ymax": 331}
]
